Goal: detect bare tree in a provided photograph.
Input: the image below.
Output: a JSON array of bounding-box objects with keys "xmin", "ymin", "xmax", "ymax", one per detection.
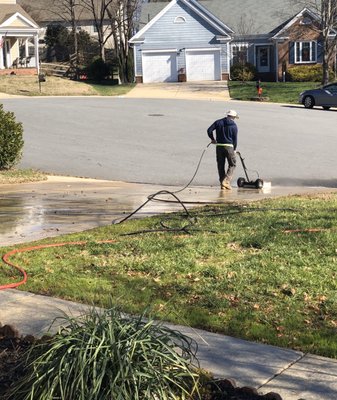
[
  {"xmin": 82, "ymin": 0, "xmax": 115, "ymax": 60},
  {"xmin": 320, "ymin": 0, "xmax": 337, "ymax": 83},
  {"xmin": 107, "ymin": 0, "xmax": 142, "ymax": 83},
  {"xmin": 289, "ymin": 0, "xmax": 337, "ymax": 84},
  {"xmin": 233, "ymin": 14, "xmax": 263, "ymax": 66},
  {"xmin": 27, "ymin": 0, "xmax": 85, "ymax": 73}
]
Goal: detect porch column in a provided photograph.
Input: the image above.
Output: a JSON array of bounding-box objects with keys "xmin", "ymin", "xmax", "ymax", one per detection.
[
  {"xmin": 227, "ymin": 42, "xmax": 230, "ymax": 80},
  {"xmin": 34, "ymin": 34, "xmax": 39, "ymax": 73},
  {"xmin": 0, "ymin": 36, "xmax": 4, "ymax": 69},
  {"xmin": 24, "ymin": 39, "xmax": 29, "ymax": 57}
]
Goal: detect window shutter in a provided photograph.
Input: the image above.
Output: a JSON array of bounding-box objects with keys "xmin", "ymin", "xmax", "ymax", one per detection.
[
  {"xmin": 289, "ymin": 42, "xmax": 294, "ymax": 64},
  {"xmin": 317, "ymin": 41, "xmax": 323, "ymax": 62},
  {"xmin": 312, "ymin": 42, "xmax": 316, "ymax": 61}
]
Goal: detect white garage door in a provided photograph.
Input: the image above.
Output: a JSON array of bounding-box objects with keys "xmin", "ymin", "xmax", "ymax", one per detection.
[
  {"xmin": 186, "ymin": 50, "xmax": 221, "ymax": 81},
  {"xmin": 142, "ymin": 51, "xmax": 178, "ymax": 83}
]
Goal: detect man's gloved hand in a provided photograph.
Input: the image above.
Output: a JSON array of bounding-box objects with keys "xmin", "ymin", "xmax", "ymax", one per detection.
[{"xmin": 211, "ymin": 139, "xmax": 217, "ymax": 144}]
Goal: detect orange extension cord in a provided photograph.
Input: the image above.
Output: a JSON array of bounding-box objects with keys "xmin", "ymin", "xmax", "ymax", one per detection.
[{"xmin": 0, "ymin": 240, "xmax": 116, "ymax": 290}]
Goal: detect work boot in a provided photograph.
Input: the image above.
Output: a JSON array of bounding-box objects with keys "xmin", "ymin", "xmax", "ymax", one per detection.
[
  {"xmin": 220, "ymin": 180, "xmax": 225, "ymax": 190},
  {"xmin": 222, "ymin": 179, "xmax": 232, "ymax": 190}
]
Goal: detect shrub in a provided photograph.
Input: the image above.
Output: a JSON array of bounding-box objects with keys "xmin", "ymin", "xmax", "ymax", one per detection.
[
  {"xmin": 10, "ymin": 307, "xmax": 200, "ymax": 400},
  {"xmin": 87, "ymin": 58, "xmax": 111, "ymax": 81},
  {"xmin": 230, "ymin": 63, "xmax": 257, "ymax": 81},
  {"xmin": 0, "ymin": 104, "xmax": 24, "ymax": 170},
  {"xmin": 287, "ymin": 65, "xmax": 335, "ymax": 82},
  {"xmin": 45, "ymin": 24, "xmax": 70, "ymax": 62}
]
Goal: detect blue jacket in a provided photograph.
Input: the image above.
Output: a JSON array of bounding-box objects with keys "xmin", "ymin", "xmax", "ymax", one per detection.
[{"xmin": 207, "ymin": 117, "xmax": 238, "ymax": 150}]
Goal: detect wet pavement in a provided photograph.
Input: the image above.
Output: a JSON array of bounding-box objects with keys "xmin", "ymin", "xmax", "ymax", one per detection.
[{"xmin": 0, "ymin": 175, "xmax": 335, "ymax": 247}]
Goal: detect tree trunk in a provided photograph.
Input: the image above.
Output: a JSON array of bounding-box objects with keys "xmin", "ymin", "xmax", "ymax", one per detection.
[{"xmin": 322, "ymin": 57, "xmax": 330, "ymax": 85}]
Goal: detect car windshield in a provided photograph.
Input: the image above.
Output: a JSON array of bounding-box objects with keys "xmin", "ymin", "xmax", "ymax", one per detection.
[{"xmin": 323, "ymin": 84, "xmax": 337, "ymax": 92}]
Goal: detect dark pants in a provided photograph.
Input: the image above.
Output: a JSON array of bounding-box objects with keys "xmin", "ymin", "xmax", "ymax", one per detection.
[{"xmin": 216, "ymin": 146, "xmax": 236, "ymax": 183}]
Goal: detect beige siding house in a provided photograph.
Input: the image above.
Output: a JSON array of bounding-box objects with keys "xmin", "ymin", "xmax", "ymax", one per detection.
[{"xmin": 0, "ymin": 0, "xmax": 40, "ymax": 74}]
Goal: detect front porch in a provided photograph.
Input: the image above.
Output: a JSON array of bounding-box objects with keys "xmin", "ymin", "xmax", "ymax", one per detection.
[
  {"xmin": 1, "ymin": 34, "xmax": 40, "ymax": 70},
  {"xmin": 0, "ymin": 7, "xmax": 40, "ymax": 74},
  {"xmin": 0, "ymin": 67, "xmax": 37, "ymax": 76}
]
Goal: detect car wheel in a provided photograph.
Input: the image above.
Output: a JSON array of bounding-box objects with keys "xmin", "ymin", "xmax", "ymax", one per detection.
[
  {"xmin": 303, "ymin": 95, "xmax": 315, "ymax": 109},
  {"xmin": 322, "ymin": 106, "xmax": 331, "ymax": 110}
]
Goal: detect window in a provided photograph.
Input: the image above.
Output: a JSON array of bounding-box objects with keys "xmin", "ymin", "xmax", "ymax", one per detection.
[
  {"xmin": 324, "ymin": 84, "xmax": 337, "ymax": 95},
  {"xmin": 174, "ymin": 16, "xmax": 186, "ymax": 23},
  {"xmin": 294, "ymin": 41, "xmax": 316, "ymax": 63},
  {"xmin": 300, "ymin": 17, "xmax": 312, "ymax": 25},
  {"xmin": 231, "ymin": 43, "xmax": 248, "ymax": 65}
]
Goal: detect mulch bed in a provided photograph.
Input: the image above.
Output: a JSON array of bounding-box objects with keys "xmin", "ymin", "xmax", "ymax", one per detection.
[
  {"xmin": 0, "ymin": 336, "xmax": 31, "ymax": 398},
  {"xmin": 0, "ymin": 323, "xmax": 283, "ymax": 400}
]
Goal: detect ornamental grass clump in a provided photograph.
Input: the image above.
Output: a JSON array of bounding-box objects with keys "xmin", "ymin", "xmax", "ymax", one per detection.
[{"xmin": 9, "ymin": 307, "xmax": 200, "ymax": 400}]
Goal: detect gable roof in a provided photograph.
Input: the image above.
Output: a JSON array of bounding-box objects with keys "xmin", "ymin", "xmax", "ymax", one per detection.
[
  {"xmin": 0, "ymin": 4, "xmax": 38, "ymax": 27},
  {"xmin": 271, "ymin": 7, "xmax": 333, "ymax": 39},
  {"xmin": 131, "ymin": 0, "xmax": 234, "ymax": 43},
  {"xmin": 140, "ymin": 0, "xmax": 303, "ymax": 35},
  {"xmin": 17, "ymin": 0, "xmax": 102, "ymax": 23}
]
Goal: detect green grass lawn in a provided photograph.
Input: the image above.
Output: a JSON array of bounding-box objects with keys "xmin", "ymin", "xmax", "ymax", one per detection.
[
  {"xmin": 88, "ymin": 82, "xmax": 135, "ymax": 96},
  {"xmin": 0, "ymin": 75, "xmax": 135, "ymax": 96},
  {"xmin": 228, "ymin": 81, "xmax": 322, "ymax": 103},
  {"xmin": 1, "ymin": 193, "xmax": 337, "ymax": 358}
]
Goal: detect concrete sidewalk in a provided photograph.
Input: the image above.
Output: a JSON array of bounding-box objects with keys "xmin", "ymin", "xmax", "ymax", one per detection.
[
  {"xmin": 2, "ymin": 288, "xmax": 337, "ymax": 400},
  {"xmin": 1, "ymin": 176, "xmax": 337, "ymax": 399}
]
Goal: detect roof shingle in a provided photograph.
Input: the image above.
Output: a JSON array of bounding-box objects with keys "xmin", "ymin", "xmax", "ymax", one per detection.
[
  {"xmin": 140, "ymin": 0, "xmax": 303, "ymax": 35},
  {"xmin": 0, "ymin": 4, "xmax": 38, "ymax": 26}
]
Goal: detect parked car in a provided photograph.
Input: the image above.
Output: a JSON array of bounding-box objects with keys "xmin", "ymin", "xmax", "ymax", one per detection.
[{"xmin": 299, "ymin": 82, "xmax": 337, "ymax": 110}]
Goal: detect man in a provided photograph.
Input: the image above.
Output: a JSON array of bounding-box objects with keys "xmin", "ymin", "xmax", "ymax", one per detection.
[{"xmin": 207, "ymin": 109, "xmax": 239, "ymax": 190}]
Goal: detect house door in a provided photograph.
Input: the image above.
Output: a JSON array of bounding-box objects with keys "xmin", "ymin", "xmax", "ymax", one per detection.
[{"xmin": 257, "ymin": 46, "xmax": 270, "ymax": 73}]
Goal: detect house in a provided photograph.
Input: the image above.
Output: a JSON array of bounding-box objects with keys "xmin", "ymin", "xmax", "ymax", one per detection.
[
  {"xmin": 129, "ymin": 0, "xmax": 234, "ymax": 83},
  {"xmin": 130, "ymin": 0, "xmax": 337, "ymax": 83},
  {"xmin": 0, "ymin": 0, "xmax": 40, "ymax": 74}
]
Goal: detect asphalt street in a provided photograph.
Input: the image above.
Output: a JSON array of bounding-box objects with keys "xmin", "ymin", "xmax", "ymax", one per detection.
[{"xmin": 2, "ymin": 97, "xmax": 336, "ymax": 188}]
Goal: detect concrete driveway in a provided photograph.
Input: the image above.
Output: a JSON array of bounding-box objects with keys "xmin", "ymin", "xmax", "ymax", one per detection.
[
  {"xmin": 125, "ymin": 81, "xmax": 230, "ymax": 101},
  {"xmin": 1, "ymin": 175, "xmax": 335, "ymax": 247}
]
